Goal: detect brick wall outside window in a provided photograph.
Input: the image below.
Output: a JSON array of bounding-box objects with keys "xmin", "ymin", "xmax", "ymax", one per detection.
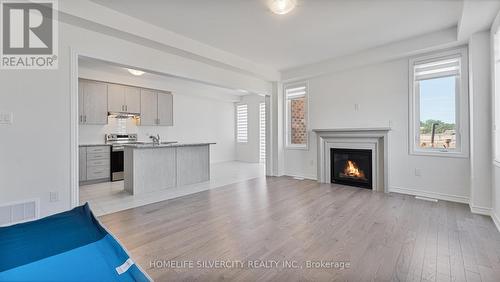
[{"xmin": 290, "ymin": 97, "xmax": 307, "ymax": 144}]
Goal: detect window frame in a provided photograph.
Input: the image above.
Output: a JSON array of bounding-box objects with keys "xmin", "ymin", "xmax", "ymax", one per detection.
[
  {"xmin": 408, "ymin": 47, "xmax": 469, "ymax": 158},
  {"xmin": 236, "ymin": 103, "xmax": 248, "ymax": 143},
  {"xmin": 284, "ymin": 81, "xmax": 309, "ymax": 150}
]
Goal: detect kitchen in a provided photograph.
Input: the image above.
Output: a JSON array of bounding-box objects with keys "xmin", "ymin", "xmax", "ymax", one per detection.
[{"xmin": 78, "ymin": 57, "xmax": 265, "ymax": 215}]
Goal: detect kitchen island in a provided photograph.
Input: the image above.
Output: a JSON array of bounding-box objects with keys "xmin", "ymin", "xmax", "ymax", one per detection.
[{"xmin": 123, "ymin": 143, "xmax": 215, "ymax": 195}]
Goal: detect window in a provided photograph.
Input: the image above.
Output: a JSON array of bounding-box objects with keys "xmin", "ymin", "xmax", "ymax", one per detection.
[
  {"xmin": 259, "ymin": 102, "xmax": 266, "ymax": 162},
  {"xmin": 285, "ymin": 82, "xmax": 308, "ymax": 148},
  {"xmin": 409, "ymin": 48, "xmax": 469, "ymax": 157},
  {"xmin": 236, "ymin": 104, "xmax": 248, "ymax": 143}
]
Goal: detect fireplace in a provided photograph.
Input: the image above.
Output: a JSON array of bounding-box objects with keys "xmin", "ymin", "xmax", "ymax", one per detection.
[{"xmin": 331, "ymin": 148, "xmax": 372, "ymax": 189}]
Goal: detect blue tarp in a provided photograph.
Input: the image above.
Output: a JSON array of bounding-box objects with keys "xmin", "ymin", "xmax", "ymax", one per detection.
[{"xmin": 0, "ymin": 203, "xmax": 150, "ymax": 282}]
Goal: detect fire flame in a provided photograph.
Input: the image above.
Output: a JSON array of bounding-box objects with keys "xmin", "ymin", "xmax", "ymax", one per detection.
[{"xmin": 343, "ymin": 160, "xmax": 366, "ymax": 179}]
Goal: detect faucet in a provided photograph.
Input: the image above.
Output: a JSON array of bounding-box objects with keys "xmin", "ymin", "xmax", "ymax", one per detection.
[{"xmin": 149, "ymin": 134, "xmax": 160, "ymax": 145}]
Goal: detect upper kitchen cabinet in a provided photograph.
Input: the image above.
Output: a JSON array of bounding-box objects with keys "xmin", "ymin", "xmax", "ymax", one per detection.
[
  {"xmin": 107, "ymin": 84, "xmax": 124, "ymax": 113},
  {"xmin": 157, "ymin": 92, "xmax": 173, "ymax": 126},
  {"xmin": 139, "ymin": 89, "xmax": 158, "ymax": 126},
  {"xmin": 79, "ymin": 79, "xmax": 108, "ymax": 125},
  {"xmin": 139, "ymin": 90, "xmax": 173, "ymax": 126},
  {"xmin": 125, "ymin": 87, "xmax": 141, "ymax": 113},
  {"xmin": 108, "ymin": 83, "xmax": 141, "ymax": 113}
]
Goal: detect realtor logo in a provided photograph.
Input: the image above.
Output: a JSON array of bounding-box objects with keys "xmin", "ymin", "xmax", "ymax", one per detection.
[{"xmin": 1, "ymin": 0, "xmax": 58, "ymax": 69}]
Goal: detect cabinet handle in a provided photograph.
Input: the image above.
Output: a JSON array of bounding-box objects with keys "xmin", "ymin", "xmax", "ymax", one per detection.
[
  {"xmin": 84, "ymin": 115, "xmax": 87, "ymax": 123},
  {"xmin": 125, "ymin": 105, "xmax": 128, "ymax": 111}
]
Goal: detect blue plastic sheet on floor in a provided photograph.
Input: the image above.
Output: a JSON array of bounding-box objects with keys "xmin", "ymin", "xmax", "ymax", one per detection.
[{"xmin": 0, "ymin": 203, "xmax": 150, "ymax": 282}]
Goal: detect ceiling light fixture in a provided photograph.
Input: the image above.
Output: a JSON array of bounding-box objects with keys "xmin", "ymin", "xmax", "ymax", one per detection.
[
  {"xmin": 269, "ymin": 0, "xmax": 296, "ymax": 15},
  {"xmin": 127, "ymin": 68, "xmax": 145, "ymax": 76}
]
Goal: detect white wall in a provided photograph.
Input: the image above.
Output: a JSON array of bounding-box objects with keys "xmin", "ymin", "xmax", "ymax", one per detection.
[
  {"xmin": 0, "ymin": 20, "xmax": 271, "ymax": 217},
  {"xmin": 469, "ymin": 31, "xmax": 492, "ymax": 213},
  {"xmin": 284, "ymin": 58, "xmax": 471, "ymax": 202},
  {"xmin": 490, "ymin": 11, "xmax": 500, "ymax": 230},
  {"xmin": 78, "ymin": 67, "xmax": 236, "ymax": 163},
  {"xmin": 236, "ymin": 94, "xmax": 265, "ymax": 163},
  {"xmin": 493, "ymin": 167, "xmax": 500, "ymax": 228}
]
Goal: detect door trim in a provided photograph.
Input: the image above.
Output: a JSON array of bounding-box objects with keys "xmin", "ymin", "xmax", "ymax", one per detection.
[{"xmin": 70, "ymin": 48, "xmax": 79, "ymax": 208}]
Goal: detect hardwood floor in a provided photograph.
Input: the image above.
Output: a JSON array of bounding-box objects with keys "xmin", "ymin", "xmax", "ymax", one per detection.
[
  {"xmin": 99, "ymin": 176, "xmax": 500, "ymax": 281},
  {"xmin": 80, "ymin": 161, "xmax": 264, "ymax": 216}
]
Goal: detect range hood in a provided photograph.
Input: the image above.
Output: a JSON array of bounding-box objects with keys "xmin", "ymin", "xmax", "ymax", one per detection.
[{"xmin": 108, "ymin": 112, "xmax": 140, "ymax": 119}]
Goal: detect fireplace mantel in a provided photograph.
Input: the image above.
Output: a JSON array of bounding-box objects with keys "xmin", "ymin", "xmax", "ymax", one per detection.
[
  {"xmin": 314, "ymin": 127, "xmax": 391, "ymax": 192},
  {"xmin": 313, "ymin": 127, "xmax": 391, "ymax": 133}
]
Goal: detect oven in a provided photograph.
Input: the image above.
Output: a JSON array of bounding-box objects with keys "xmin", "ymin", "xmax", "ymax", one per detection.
[
  {"xmin": 111, "ymin": 146, "xmax": 124, "ymax": 181},
  {"xmin": 105, "ymin": 134, "xmax": 137, "ymax": 182}
]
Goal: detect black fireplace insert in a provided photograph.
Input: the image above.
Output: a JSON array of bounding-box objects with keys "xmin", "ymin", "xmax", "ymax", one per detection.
[{"xmin": 331, "ymin": 148, "xmax": 372, "ymax": 189}]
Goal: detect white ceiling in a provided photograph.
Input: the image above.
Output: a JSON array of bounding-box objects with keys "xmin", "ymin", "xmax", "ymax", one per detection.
[{"xmin": 91, "ymin": 0, "xmax": 463, "ymax": 71}]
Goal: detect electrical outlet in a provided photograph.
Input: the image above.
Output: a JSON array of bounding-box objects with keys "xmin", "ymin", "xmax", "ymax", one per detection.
[
  {"xmin": 414, "ymin": 168, "xmax": 422, "ymax": 177},
  {"xmin": 49, "ymin": 192, "xmax": 59, "ymax": 202},
  {"xmin": 0, "ymin": 112, "xmax": 13, "ymax": 124}
]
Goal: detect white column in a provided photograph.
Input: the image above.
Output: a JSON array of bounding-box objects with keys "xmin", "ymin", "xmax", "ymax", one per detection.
[{"xmin": 469, "ymin": 31, "xmax": 493, "ymax": 214}]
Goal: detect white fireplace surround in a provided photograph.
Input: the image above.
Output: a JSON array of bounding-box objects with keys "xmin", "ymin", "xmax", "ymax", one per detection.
[{"xmin": 313, "ymin": 128, "xmax": 391, "ymax": 192}]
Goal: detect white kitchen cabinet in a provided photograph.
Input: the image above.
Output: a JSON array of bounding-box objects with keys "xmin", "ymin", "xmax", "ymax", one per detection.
[
  {"xmin": 139, "ymin": 89, "xmax": 158, "ymax": 126},
  {"xmin": 78, "ymin": 82, "xmax": 85, "ymax": 125},
  {"xmin": 107, "ymin": 84, "xmax": 141, "ymax": 113},
  {"xmin": 79, "ymin": 147, "xmax": 87, "ymax": 182},
  {"xmin": 79, "ymin": 78, "xmax": 172, "ymax": 126},
  {"xmin": 79, "ymin": 145, "xmax": 110, "ymax": 184},
  {"xmin": 139, "ymin": 90, "xmax": 173, "ymax": 126},
  {"xmin": 157, "ymin": 92, "xmax": 173, "ymax": 126},
  {"xmin": 107, "ymin": 83, "xmax": 125, "ymax": 113},
  {"xmin": 125, "ymin": 86, "xmax": 141, "ymax": 113},
  {"xmin": 79, "ymin": 79, "xmax": 108, "ymax": 125}
]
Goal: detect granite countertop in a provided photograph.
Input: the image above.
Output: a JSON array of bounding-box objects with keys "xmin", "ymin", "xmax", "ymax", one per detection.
[
  {"xmin": 79, "ymin": 144, "xmax": 111, "ymax": 147},
  {"xmin": 123, "ymin": 142, "xmax": 216, "ymax": 149}
]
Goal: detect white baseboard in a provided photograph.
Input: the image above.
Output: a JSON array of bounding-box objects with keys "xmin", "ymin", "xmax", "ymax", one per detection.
[
  {"xmin": 284, "ymin": 173, "xmax": 317, "ymax": 181},
  {"xmin": 389, "ymin": 186, "xmax": 469, "ymax": 204},
  {"xmin": 492, "ymin": 211, "xmax": 500, "ymax": 233},
  {"xmin": 469, "ymin": 205, "xmax": 492, "ymax": 216}
]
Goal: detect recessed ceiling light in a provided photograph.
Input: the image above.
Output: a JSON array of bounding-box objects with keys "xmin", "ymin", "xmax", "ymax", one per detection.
[
  {"xmin": 269, "ymin": 0, "xmax": 297, "ymax": 15},
  {"xmin": 127, "ymin": 68, "xmax": 145, "ymax": 76}
]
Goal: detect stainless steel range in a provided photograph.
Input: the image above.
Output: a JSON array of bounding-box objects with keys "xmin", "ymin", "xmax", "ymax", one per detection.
[{"xmin": 105, "ymin": 134, "xmax": 138, "ymax": 181}]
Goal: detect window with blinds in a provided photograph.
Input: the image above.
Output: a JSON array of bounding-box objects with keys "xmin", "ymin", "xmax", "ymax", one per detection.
[
  {"xmin": 285, "ymin": 83, "xmax": 308, "ymax": 148},
  {"xmin": 409, "ymin": 48, "xmax": 468, "ymax": 157},
  {"xmin": 414, "ymin": 58, "xmax": 460, "ymax": 81},
  {"xmin": 236, "ymin": 104, "xmax": 248, "ymax": 143},
  {"xmin": 259, "ymin": 102, "xmax": 266, "ymax": 162}
]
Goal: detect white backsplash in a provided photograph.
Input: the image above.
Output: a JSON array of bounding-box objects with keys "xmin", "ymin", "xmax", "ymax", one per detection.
[{"xmin": 79, "ymin": 117, "xmax": 139, "ymax": 144}]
